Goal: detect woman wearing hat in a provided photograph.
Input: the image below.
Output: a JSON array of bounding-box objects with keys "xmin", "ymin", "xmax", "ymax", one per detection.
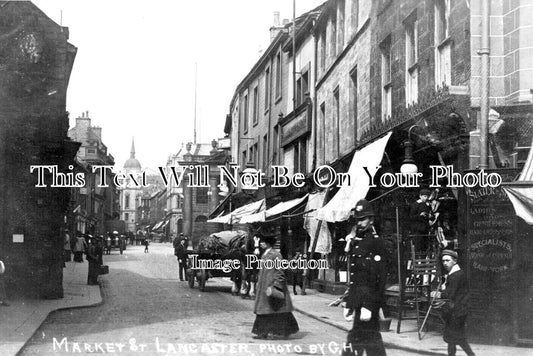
[
  {"xmin": 440, "ymin": 250, "xmax": 475, "ymax": 356},
  {"xmin": 252, "ymin": 229, "xmax": 299, "ymax": 339}
]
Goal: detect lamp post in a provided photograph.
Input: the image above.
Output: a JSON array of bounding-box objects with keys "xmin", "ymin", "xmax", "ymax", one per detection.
[{"xmin": 400, "ymin": 125, "xmax": 421, "ymax": 174}]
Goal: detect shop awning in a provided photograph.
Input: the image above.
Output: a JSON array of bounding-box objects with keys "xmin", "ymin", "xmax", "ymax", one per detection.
[
  {"xmin": 316, "ymin": 132, "xmax": 392, "ymax": 222},
  {"xmin": 207, "ymin": 199, "xmax": 265, "ymax": 224},
  {"xmin": 503, "ymin": 139, "xmax": 533, "ymax": 225},
  {"xmin": 304, "ymin": 190, "xmax": 332, "ymax": 254},
  {"xmin": 240, "ymin": 194, "xmax": 309, "ymax": 224}
]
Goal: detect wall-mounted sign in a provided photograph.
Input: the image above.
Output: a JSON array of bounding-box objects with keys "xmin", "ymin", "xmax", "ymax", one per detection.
[
  {"xmin": 281, "ymin": 110, "xmax": 310, "ymax": 147},
  {"xmin": 13, "ymin": 234, "xmax": 24, "ymax": 243}
]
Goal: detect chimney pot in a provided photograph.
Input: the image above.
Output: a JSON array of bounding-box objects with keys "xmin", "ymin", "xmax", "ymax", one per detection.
[{"xmin": 273, "ymin": 11, "xmax": 280, "ymax": 26}]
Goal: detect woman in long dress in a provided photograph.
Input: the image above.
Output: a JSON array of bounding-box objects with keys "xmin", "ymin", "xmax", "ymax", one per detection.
[{"xmin": 252, "ymin": 230, "xmax": 299, "ymax": 339}]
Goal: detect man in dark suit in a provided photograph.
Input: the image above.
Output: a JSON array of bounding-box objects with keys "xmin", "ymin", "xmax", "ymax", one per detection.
[
  {"xmin": 175, "ymin": 237, "xmax": 188, "ymax": 281},
  {"xmin": 342, "ymin": 199, "xmax": 387, "ymax": 356},
  {"xmin": 440, "ymin": 250, "xmax": 475, "ymax": 356},
  {"xmin": 409, "ymin": 189, "xmax": 432, "ymax": 253}
]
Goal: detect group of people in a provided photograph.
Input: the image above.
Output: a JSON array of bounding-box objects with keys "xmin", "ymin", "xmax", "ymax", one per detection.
[
  {"xmin": 245, "ymin": 198, "xmax": 474, "ymax": 356},
  {"xmin": 63, "ymin": 229, "xmax": 107, "ymax": 285}
]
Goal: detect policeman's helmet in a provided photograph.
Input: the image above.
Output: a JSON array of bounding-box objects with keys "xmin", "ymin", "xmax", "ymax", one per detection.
[{"xmin": 353, "ymin": 199, "xmax": 375, "ymax": 219}]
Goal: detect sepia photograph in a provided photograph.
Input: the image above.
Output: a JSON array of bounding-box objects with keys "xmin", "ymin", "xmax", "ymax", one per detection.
[{"xmin": 1, "ymin": 0, "xmax": 533, "ymax": 355}]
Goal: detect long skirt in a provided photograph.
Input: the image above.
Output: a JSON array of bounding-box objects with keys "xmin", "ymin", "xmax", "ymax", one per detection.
[{"xmin": 252, "ymin": 312, "xmax": 299, "ymax": 337}]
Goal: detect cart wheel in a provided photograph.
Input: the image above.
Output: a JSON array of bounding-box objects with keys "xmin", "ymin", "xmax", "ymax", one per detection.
[
  {"xmin": 188, "ymin": 272, "xmax": 195, "ymax": 288},
  {"xmin": 199, "ymin": 269, "xmax": 207, "ymax": 292}
]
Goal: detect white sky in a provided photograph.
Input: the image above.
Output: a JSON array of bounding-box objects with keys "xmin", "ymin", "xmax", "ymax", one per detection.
[{"xmin": 31, "ymin": 0, "xmax": 325, "ymax": 171}]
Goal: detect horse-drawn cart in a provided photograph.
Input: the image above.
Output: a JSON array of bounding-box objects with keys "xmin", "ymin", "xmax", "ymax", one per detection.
[{"xmin": 186, "ymin": 230, "xmax": 250, "ymax": 293}]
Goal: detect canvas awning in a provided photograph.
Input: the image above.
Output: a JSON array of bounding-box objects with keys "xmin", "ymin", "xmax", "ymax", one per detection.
[
  {"xmin": 207, "ymin": 199, "xmax": 265, "ymax": 224},
  {"xmin": 503, "ymin": 138, "xmax": 533, "ymax": 225},
  {"xmin": 304, "ymin": 190, "xmax": 332, "ymax": 254},
  {"xmin": 316, "ymin": 132, "xmax": 392, "ymax": 222},
  {"xmin": 240, "ymin": 194, "xmax": 309, "ymax": 224}
]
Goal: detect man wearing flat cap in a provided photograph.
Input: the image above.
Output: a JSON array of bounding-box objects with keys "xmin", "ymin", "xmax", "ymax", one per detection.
[
  {"xmin": 342, "ymin": 199, "xmax": 387, "ymax": 356},
  {"xmin": 440, "ymin": 250, "xmax": 475, "ymax": 356}
]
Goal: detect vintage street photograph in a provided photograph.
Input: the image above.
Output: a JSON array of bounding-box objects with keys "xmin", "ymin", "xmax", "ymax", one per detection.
[{"xmin": 1, "ymin": 0, "xmax": 533, "ymax": 355}]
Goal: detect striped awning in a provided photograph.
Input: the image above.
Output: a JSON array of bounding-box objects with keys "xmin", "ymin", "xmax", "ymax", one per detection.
[
  {"xmin": 503, "ymin": 137, "xmax": 533, "ymax": 225},
  {"xmin": 207, "ymin": 199, "xmax": 265, "ymax": 225}
]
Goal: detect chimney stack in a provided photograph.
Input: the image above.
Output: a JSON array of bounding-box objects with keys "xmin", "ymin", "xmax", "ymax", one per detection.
[{"xmin": 270, "ymin": 11, "xmax": 285, "ymax": 42}]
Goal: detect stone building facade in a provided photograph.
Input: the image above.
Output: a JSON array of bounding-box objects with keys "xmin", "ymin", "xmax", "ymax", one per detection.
[
  {"xmin": 0, "ymin": 1, "xmax": 78, "ymax": 298},
  {"xmin": 68, "ymin": 112, "xmax": 118, "ymax": 236}
]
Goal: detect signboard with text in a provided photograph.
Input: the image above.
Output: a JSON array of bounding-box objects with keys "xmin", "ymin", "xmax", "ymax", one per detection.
[{"xmin": 466, "ymin": 169, "xmax": 518, "ymax": 343}]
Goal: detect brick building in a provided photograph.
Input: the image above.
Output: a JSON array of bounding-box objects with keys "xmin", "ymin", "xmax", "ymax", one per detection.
[{"xmin": 0, "ymin": 1, "xmax": 78, "ymax": 298}]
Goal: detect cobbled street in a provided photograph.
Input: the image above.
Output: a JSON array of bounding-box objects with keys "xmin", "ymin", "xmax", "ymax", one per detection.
[{"xmin": 20, "ymin": 243, "xmax": 416, "ymax": 356}]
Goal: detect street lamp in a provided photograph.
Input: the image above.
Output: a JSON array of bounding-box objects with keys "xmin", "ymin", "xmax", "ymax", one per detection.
[{"xmin": 400, "ymin": 125, "xmax": 421, "ymax": 174}]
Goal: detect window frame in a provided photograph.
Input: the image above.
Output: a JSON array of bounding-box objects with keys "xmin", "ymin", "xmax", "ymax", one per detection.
[
  {"xmin": 380, "ymin": 36, "xmax": 392, "ymax": 120},
  {"xmin": 405, "ymin": 15, "xmax": 419, "ymax": 105}
]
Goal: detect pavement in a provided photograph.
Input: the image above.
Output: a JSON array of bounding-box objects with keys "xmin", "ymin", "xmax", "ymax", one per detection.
[
  {"xmin": 0, "ymin": 260, "xmax": 102, "ymax": 356},
  {"xmin": 0, "ymin": 246, "xmax": 531, "ymax": 356}
]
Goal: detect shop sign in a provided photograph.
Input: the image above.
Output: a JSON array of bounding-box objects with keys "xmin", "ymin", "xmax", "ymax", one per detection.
[
  {"xmin": 465, "ymin": 169, "xmax": 518, "ymax": 340},
  {"xmin": 281, "ymin": 111, "xmax": 310, "ymax": 147}
]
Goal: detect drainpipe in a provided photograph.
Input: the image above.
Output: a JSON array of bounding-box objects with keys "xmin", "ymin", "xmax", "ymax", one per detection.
[{"xmin": 479, "ymin": 0, "xmax": 490, "ymax": 169}]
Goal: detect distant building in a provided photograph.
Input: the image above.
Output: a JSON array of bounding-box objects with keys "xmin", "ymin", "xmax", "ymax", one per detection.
[
  {"xmin": 166, "ymin": 141, "xmax": 227, "ymax": 246},
  {"xmin": 120, "ymin": 138, "xmax": 143, "ymax": 233},
  {"xmin": 68, "ymin": 112, "xmax": 118, "ymax": 236}
]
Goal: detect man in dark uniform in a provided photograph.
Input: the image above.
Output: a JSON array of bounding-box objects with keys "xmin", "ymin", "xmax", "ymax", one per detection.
[{"xmin": 342, "ymin": 199, "xmax": 387, "ymax": 356}]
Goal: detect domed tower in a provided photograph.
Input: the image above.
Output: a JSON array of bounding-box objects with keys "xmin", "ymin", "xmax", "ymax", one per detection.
[{"xmin": 120, "ymin": 138, "xmax": 142, "ymax": 233}]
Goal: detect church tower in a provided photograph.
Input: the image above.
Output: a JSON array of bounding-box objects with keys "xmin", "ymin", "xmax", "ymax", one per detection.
[{"xmin": 120, "ymin": 138, "xmax": 142, "ymax": 233}]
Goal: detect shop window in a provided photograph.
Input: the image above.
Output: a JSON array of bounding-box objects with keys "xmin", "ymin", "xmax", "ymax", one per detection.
[
  {"xmin": 380, "ymin": 36, "xmax": 392, "ymax": 120},
  {"xmin": 405, "ymin": 15, "xmax": 418, "ymax": 105},
  {"xmin": 435, "ymin": 0, "xmax": 451, "ymax": 87}
]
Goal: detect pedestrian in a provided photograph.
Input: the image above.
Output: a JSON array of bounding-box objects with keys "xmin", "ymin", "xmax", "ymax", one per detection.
[
  {"xmin": 63, "ymin": 229, "xmax": 72, "ymax": 263},
  {"xmin": 342, "ymin": 199, "xmax": 387, "ymax": 356},
  {"xmin": 175, "ymin": 238, "xmax": 188, "ymax": 281},
  {"xmin": 440, "ymin": 250, "xmax": 475, "ymax": 356},
  {"xmin": 73, "ymin": 233, "xmax": 87, "ymax": 263},
  {"xmin": 105, "ymin": 234, "xmax": 112, "ymax": 255},
  {"xmin": 290, "ymin": 251, "xmax": 307, "ymax": 296},
  {"xmin": 252, "ymin": 229, "xmax": 299, "ymax": 340},
  {"xmin": 0, "ymin": 259, "xmax": 9, "ymax": 306},
  {"xmin": 409, "ymin": 189, "xmax": 432, "ymax": 254},
  {"xmin": 143, "ymin": 238, "xmax": 149, "ymax": 253},
  {"xmin": 86, "ymin": 239, "xmax": 100, "ymax": 285}
]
